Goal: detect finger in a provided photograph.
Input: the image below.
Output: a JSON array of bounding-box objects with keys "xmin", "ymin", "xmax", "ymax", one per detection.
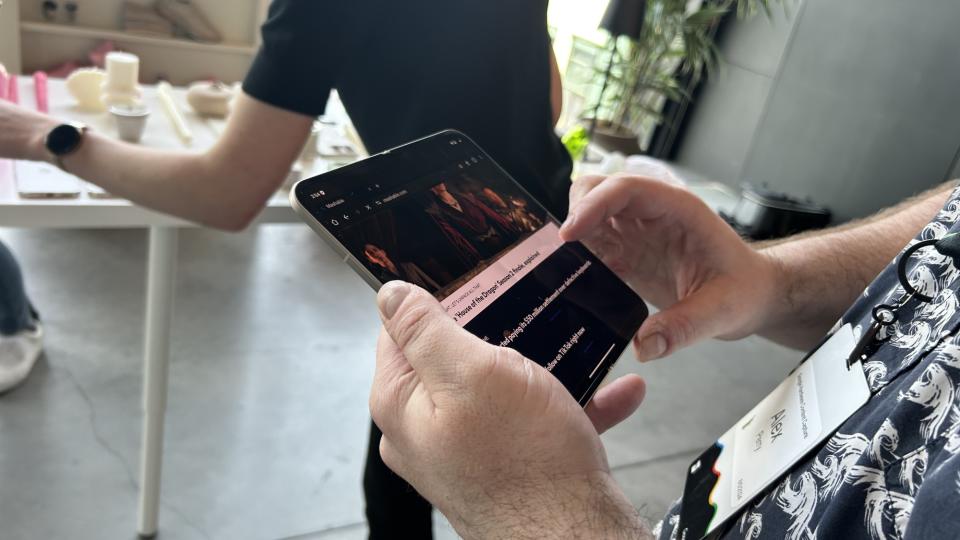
[
  {"xmin": 377, "ymin": 281, "xmax": 486, "ymax": 390},
  {"xmin": 373, "ymin": 327, "xmax": 414, "ymax": 390},
  {"xmin": 585, "ymin": 374, "xmax": 646, "ymax": 434},
  {"xmin": 561, "ymin": 175, "xmax": 682, "ymax": 242},
  {"xmin": 378, "ymin": 434, "xmax": 409, "ymax": 481},
  {"xmin": 370, "ymin": 328, "xmax": 417, "ymax": 432},
  {"xmin": 632, "ymin": 281, "xmax": 737, "ymax": 361},
  {"xmin": 568, "ymin": 174, "xmax": 607, "ymax": 209},
  {"xmin": 579, "ymin": 226, "xmax": 625, "ymax": 270}
]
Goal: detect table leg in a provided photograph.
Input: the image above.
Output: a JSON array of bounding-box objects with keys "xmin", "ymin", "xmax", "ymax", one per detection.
[{"xmin": 137, "ymin": 226, "xmax": 179, "ymax": 539}]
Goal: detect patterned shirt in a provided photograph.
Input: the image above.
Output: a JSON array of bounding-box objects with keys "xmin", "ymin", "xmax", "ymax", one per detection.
[{"xmin": 656, "ymin": 187, "xmax": 960, "ymax": 540}]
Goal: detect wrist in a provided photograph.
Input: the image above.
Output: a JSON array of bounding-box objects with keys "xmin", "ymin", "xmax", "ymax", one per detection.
[
  {"xmin": 28, "ymin": 117, "xmax": 62, "ymax": 164},
  {"xmin": 752, "ymin": 245, "xmax": 823, "ymax": 347},
  {"xmin": 456, "ymin": 472, "xmax": 650, "ymax": 540},
  {"xmin": 750, "ymin": 248, "xmax": 791, "ymax": 334}
]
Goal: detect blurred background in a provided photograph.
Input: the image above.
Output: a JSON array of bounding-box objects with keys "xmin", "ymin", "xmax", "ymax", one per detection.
[{"xmin": 4, "ymin": 0, "xmax": 959, "ymax": 221}]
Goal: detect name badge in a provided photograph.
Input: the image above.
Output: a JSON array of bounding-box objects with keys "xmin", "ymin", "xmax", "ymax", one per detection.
[{"xmin": 677, "ymin": 324, "xmax": 870, "ymax": 539}]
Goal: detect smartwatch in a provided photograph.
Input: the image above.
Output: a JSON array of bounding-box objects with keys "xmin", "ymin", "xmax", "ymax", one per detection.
[{"xmin": 44, "ymin": 122, "xmax": 88, "ymax": 170}]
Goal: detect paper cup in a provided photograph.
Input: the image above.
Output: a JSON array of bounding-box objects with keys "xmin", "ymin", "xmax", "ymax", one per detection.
[{"xmin": 110, "ymin": 104, "xmax": 151, "ymax": 143}]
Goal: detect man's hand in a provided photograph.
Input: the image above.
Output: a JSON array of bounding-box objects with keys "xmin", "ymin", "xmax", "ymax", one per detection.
[
  {"xmin": 561, "ymin": 175, "xmax": 780, "ymax": 361},
  {"xmin": 0, "ymin": 100, "xmax": 59, "ymax": 162},
  {"xmin": 370, "ymin": 282, "xmax": 652, "ymax": 540}
]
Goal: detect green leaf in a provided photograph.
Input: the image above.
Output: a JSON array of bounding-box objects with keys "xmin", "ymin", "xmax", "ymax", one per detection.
[{"xmin": 582, "ymin": 0, "xmax": 789, "ymax": 131}]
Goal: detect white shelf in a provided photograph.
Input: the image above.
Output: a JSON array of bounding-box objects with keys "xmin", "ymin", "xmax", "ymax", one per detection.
[{"xmin": 21, "ymin": 21, "xmax": 257, "ymax": 56}]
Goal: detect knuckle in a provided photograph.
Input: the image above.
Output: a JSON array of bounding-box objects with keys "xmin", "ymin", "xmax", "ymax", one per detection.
[
  {"xmin": 470, "ymin": 345, "xmax": 525, "ymax": 384},
  {"xmin": 390, "ymin": 301, "xmax": 435, "ymax": 350},
  {"xmin": 369, "ymin": 388, "xmax": 391, "ymax": 430},
  {"xmin": 607, "ymin": 173, "xmax": 639, "ymax": 191},
  {"xmin": 570, "ymin": 174, "xmax": 605, "ymax": 200},
  {"xmin": 379, "ymin": 437, "xmax": 400, "ymax": 472},
  {"xmin": 574, "ymin": 174, "xmax": 606, "ymax": 190},
  {"xmin": 662, "ymin": 312, "xmax": 696, "ymax": 354},
  {"xmin": 492, "ymin": 345, "xmax": 526, "ymax": 370}
]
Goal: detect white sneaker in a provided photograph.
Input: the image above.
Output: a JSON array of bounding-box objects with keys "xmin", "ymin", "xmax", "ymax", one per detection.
[{"xmin": 0, "ymin": 323, "xmax": 44, "ymax": 394}]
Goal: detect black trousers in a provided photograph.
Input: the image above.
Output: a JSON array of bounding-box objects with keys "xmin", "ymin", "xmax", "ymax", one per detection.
[{"xmin": 364, "ymin": 420, "xmax": 433, "ymax": 539}]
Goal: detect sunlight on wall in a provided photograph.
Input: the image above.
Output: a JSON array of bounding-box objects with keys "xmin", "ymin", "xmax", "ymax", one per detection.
[
  {"xmin": 548, "ymin": 0, "xmax": 608, "ymax": 69},
  {"xmin": 548, "ymin": 0, "xmax": 607, "ymax": 38}
]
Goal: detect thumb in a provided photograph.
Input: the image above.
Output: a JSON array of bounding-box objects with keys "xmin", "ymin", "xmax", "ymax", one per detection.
[
  {"xmin": 633, "ymin": 287, "xmax": 735, "ymax": 362},
  {"xmin": 585, "ymin": 375, "xmax": 646, "ymax": 434},
  {"xmin": 377, "ymin": 281, "xmax": 484, "ymax": 390}
]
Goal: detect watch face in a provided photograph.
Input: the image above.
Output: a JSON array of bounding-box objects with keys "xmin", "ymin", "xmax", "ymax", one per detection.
[{"xmin": 46, "ymin": 124, "xmax": 84, "ymax": 156}]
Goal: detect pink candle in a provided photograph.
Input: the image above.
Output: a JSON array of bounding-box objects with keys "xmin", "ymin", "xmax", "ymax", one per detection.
[
  {"xmin": 0, "ymin": 70, "xmax": 8, "ymax": 101},
  {"xmin": 34, "ymin": 72, "xmax": 49, "ymax": 113},
  {"xmin": 7, "ymin": 76, "xmax": 18, "ymax": 104}
]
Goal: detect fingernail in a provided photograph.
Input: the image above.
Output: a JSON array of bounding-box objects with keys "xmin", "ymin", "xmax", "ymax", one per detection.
[
  {"xmin": 379, "ymin": 282, "xmax": 410, "ymax": 320},
  {"xmin": 637, "ymin": 334, "xmax": 667, "ymax": 362}
]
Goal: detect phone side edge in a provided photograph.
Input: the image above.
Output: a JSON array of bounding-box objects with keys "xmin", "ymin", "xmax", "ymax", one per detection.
[{"xmin": 288, "ymin": 184, "xmax": 386, "ymax": 293}]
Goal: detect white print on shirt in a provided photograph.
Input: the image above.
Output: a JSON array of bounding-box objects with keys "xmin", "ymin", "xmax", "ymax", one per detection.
[
  {"xmin": 944, "ymin": 411, "xmax": 960, "ymax": 455},
  {"xmin": 863, "ymin": 361, "xmax": 888, "ymax": 388},
  {"xmin": 921, "ymin": 220, "xmax": 949, "ymax": 241},
  {"xmin": 868, "ymin": 420, "xmax": 901, "ymax": 468},
  {"xmin": 737, "ymin": 512, "xmax": 762, "ymax": 539},
  {"xmin": 899, "ymin": 447, "xmax": 928, "ymax": 496},
  {"xmin": 775, "ymin": 473, "xmax": 817, "ymax": 540},
  {"xmin": 917, "ymin": 289, "xmax": 959, "ymax": 333},
  {"xmin": 812, "ymin": 432, "xmax": 870, "ymax": 500},
  {"xmin": 847, "ymin": 465, "xmax": 914, "ymax": 540},
  {"xmin": 937, "ymin": 200, "xmax": 960, "ymax": 223},
  {"xmin": 898, "ymin": 363, "xmax": 957, "ymax": 441},
  {"xmin": 890, "ymin": 320, "xmax": 934, "ymax": 368}
]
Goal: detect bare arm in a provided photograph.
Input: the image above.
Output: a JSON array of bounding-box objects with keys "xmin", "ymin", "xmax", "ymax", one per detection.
[
  {"xmin": 549, "ymin": 48, "xmax": 563, "ymax": 127},
  {"xmin": 757, "ymin": 182, "xmax": 954, "ymax": 348},
  {"xmin": 6, "ymin": 93, "xmax": 313, "ymax": 230}
]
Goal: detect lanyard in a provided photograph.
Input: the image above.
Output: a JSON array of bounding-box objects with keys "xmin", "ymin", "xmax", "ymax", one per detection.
[{"xmin": 846, "ymin": 232, "xmax": 960, "ymax": 367}]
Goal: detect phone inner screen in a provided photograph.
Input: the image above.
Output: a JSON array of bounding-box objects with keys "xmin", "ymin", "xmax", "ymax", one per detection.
[{"xmin": 296, "ymin": 132, "xmax": 648, "ymax": 404}]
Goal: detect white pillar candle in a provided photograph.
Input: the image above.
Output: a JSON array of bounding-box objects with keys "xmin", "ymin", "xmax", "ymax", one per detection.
[{"xmin": 102, "ymin": 52, "xmax": 143, "ymax": 107}]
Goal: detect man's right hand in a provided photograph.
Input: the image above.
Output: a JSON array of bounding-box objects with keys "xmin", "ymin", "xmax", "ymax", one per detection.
[
  {"xmin": 371, "ymin": 282, "xmax": 650, "ymax": 539},
  {"xmin": 560, "ymin": 175, "xmax": 781, "ymax": 361}
]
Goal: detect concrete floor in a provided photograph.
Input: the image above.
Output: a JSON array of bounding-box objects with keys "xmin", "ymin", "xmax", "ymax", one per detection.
[{"xmin": 0, "ymin": 225, "xmax": 799, "ymax": 539}]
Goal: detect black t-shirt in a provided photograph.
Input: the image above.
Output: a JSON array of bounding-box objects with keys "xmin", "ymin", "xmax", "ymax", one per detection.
[{"xmin": 243, "ymin": 0, "xmax": 573, "ymax": 218}]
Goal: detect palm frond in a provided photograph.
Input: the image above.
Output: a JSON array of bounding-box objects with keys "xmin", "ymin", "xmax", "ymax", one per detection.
[{"xmin": 588, "ymin": 0, "xmax": 789, "ymax": 137}]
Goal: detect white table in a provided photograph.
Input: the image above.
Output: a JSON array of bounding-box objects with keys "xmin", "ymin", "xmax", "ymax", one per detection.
[{"xmin": 0, "ymin": 77, "xmax": 335, "ymax": 538}]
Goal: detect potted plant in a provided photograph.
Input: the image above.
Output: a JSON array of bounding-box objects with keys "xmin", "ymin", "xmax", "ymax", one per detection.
[{"xmin": 582, "ymin": 0, "xmax": 787, "ymax": 156}]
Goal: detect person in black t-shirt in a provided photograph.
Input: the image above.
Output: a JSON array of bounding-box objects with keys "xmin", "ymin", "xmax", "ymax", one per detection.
[
  {"xmin": 0, "ymin": 1, "xmax": 573, "ymax": 537},
  {"xmin": 248, "ymin": 7, "xmax": 573, "ymax": 536}
]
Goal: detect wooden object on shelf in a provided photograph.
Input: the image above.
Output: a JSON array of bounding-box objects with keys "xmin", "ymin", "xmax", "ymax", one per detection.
[
  {"xmin": 21, "ymin": 21, "xmax": 257, "ymax": 55},
  {"xmin": 9, "ymin": 0, "xmax": 271, "ymax": 84},
  {"xmin": 122, "ymin": 0, "xmax": 175, "ymax": 39},
  {"xmin": 155, "ymin": 0, "xmax": 222, "ymax": 43}
]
